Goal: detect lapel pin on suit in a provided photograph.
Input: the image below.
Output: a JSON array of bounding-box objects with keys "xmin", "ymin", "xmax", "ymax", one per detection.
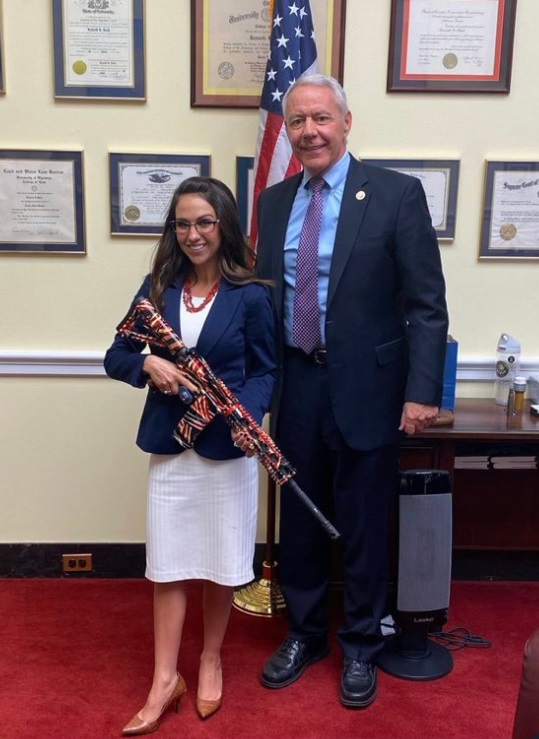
[{"xmin": 356, "ymin": 190, "xmax": 366, "ymax": 201}]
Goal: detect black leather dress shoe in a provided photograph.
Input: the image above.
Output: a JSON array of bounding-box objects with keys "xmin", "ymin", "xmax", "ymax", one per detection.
[
  {"xmin": 340, "ymin": 658, "xmax": 377, "ymax": 708},
  {"xmin": 260, "ymin": 635, "xmax": 329, "ymax": 689}
]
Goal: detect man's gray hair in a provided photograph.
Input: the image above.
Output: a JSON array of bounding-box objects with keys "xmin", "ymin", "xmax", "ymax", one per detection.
[{"xmin": 282, "ymin": 73, "xmax": 349, "ymax": 117}]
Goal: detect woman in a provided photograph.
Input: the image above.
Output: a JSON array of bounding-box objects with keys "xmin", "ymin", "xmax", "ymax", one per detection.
[{"xmin": 104, "ymin": 177, "xmax": 277, "ymax": 735}]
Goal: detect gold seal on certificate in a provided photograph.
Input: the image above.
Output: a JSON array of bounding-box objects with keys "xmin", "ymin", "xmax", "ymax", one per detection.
[
  {"xmin": 72, "ymin": 60, "xmax": 88, "ymax": 76},
  {"xmin": 124, "ymin": 205, "xmax": 141, "ymax": 222},
  {"xmin": 443, "ymin": 53, "xmax": 458, "ymax": 70},
  {"xmin": 500, "ymin": 223, "xmax": 517, "ymax": 241},
  {"xmin": 218, "ymin": 62, "xmax": 235, "ymax": 80}
]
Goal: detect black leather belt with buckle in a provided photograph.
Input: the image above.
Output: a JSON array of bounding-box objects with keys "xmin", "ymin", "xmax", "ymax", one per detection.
[
  {"xmin": 312, "ymin": 348, "xmax": 327, "ymax": 365},
  {"xmin": 285, "ymin": 346, "xmax": 328, "ymax": 365}
]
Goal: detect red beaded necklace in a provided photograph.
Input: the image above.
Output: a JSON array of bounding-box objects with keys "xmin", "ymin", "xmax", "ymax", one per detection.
[{"xmin": 182, "ymin": 277, "xmax": 220, "ymax": 313}]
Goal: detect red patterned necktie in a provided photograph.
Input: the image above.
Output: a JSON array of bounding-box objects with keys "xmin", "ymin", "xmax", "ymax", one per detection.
[{"xmin": 293, "ymin": 176, "xmax": 325, "ymax": 354}]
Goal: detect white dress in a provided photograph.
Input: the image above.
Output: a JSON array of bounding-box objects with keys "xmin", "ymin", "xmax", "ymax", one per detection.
[{"xmin": 145, "ymin": 291, "xmax": 258, "ymax": 586}]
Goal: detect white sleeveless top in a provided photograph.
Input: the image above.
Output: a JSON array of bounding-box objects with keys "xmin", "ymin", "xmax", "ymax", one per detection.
[{"xmin": 179, "ymin": 290, "xmax": 216, "ymax": 348}]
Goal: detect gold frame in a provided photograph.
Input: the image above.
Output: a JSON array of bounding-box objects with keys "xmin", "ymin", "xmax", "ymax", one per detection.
[{"xmin": 191, "ymin": 0, "xmax": 346, "ymax": 108}]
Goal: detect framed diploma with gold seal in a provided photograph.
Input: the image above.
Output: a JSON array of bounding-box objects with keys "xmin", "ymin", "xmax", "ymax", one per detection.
[
  {"xmin": 387, "ymin": 0, "xmax": 517, "ymax": 93},
  {"xmin": 0, "ymin": 149, "xmax": 85, "ymax": 254},
  {"xmin": 109, "ymin": 153, "xmax": 211, "ymax": 236},
  {"xmin": 52, "ymin": 0, "xmax": 145, "ymax": 100},
  {"xmin": 480, "ymin": 161, "xmax": 539, "ymax": 260},
  {"xmin": 362, "ymin": 158, "xmax": 460, "ymax": 241},
  {"xmin": 191, "ymin": 0, "xmax": 347, "ymax": 108}
]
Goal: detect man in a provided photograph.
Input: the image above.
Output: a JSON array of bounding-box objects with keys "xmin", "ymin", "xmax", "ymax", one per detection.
[{"xmin": 256, "ymin": 74, "xmax": 448, "ymax": 708}]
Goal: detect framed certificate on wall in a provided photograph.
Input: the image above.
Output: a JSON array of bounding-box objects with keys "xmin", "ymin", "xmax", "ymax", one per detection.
[
  {"xmin": 191, "ymin": 0, "xmax": 347, "ymax": 107},
  {"xmin": 0, "ymin": 149, "xmax": 85, "ymax": 254},
  {"xmin": 362, "ymin": 158, "xmax": 460, "ymax": 240},
  {"xmin": 479, "ymin": 160, "xmax": 539, "ymax": 260},
  {"xmin": 387, "ymin": 0, "xmax": 517, "ymax": 93},
  {"xmin": 109, "ymin": 153, "xmax": 211, "ymax": 236},
  {"xmin": 52, "ymin": 0, "xmax": 145, "ymax": 100}
]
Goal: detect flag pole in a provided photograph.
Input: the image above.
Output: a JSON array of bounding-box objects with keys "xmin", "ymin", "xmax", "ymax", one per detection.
[
  {"xmin": 233, "ymin": 474, "xmax": 286, "ymax": 616},
  {"xmin": 233, "ymin": 0, "xmax": 285, "ymax": 619},
  {"xmin": 233, "ymin": 0, "xmax": 320, "ymax": 617}
]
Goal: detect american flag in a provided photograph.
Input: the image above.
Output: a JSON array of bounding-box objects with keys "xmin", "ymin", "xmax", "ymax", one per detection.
[{"xmin": 249, "ymin": 0, "xmax": 319, "ymax": 246}]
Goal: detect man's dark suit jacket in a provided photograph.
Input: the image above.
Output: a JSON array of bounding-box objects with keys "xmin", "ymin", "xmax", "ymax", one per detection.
[
  {"xmin": 104, "ymin": 275, "xmax": 277, "ymax": 459},
  {"xmin": 256, "ymin": 154, "xmax": 449, "ymax": 451}
]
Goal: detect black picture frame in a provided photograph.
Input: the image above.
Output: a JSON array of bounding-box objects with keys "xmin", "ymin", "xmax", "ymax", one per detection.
[
  {"xmin": 236, "ymin": 156, "xmax": 254, "ymax": 235},
  {"xmin": 0, "ymin": 0, "xmax": 5, "ymax": 95},
  {"xmin": 362, "ymin": 158, "xmax": 460, "ymax": 240},
  {"xmin": 0, "ymin": 149, "xmax": 85, "ymax": 254},
  {"xmin": 479, "ymin": 160, "xmax": 539, "ymax": 260},
  {"xmin": 109, "ymin": 153, "xmax": 211, "ymax": 236},
  {"xmin": 387, "ymin": 0, "xmax": 517, "ymax": 93}
]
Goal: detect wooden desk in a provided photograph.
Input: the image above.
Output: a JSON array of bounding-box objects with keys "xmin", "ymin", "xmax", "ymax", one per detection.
[{"xmin": 400, "ymin": 398, "xmax": 539, "ymax": 551}]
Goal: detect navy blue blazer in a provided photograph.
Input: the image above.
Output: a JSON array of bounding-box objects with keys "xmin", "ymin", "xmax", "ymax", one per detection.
[
  {"xmin": 104, "ymin": 275, "xmax": 278, "ymax": 458},
  {"xmin": 256, "ymin": 154, "xmax": 449, "ymax": 451}
]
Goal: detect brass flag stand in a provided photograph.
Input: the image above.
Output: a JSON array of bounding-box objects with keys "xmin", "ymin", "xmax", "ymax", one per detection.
[{"xmin": 233, "ymin": 477, "xmax": 286, "ymax": 617}]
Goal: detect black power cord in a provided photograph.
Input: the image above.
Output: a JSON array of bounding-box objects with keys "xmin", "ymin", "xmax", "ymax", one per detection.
[
  {"xmin": 429, "ymin": 626, "xmax": 492, "ymax": 651},
  {"xmin": 380, "ymin": 618, "xmax": 492, "ymax": 651}
]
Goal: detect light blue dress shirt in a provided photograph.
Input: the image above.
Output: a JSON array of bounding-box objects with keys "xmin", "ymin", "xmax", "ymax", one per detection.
[{"xmin": 283, "ymin": 151, "xmax": 350, "ymax": 348}]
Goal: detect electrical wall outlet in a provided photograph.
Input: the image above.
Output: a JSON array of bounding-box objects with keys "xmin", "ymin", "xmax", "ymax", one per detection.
[{"xmin": 62, "ymin": 553, "xmax": 93, "ymax": 572}]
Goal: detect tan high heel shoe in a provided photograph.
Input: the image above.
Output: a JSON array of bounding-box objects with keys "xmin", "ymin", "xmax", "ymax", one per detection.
[
  {"xmin": 122, "ymin": 673, "xmax": 187, "ymax": 736},
  {"xmin": 196, "ymin": 695, "xmax": 222, "ymax": 720},
  {"xmin": 196, "ymin": 663, "xmax": 223, "ymax": 720}
]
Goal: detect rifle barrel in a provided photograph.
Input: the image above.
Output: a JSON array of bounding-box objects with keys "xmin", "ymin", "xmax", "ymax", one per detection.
[{"xmin": 286, "ymin": 479, "xmax": 340, "ymax": 540}]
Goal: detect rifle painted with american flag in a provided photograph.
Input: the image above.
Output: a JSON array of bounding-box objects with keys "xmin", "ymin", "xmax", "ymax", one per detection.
[{"xmin": 117, "ymin": 298, "xmax": 340, "ymax": 540}]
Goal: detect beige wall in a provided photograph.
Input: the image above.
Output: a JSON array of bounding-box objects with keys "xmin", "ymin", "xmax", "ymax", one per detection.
[{"xmin": 1, "ymin": 0, "xmax": 538, "ymax": 543}]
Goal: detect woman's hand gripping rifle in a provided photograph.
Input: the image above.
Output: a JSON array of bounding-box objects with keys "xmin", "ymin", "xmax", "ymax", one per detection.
[{"xmin": 117, "ymin": 298, "xmax": 340, "ymax": 540}]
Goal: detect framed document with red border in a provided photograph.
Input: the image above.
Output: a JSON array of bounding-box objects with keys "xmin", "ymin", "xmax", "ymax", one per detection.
[{"xmin": 387, "ymin": 0, "xmax": 517, "ymax": 93}]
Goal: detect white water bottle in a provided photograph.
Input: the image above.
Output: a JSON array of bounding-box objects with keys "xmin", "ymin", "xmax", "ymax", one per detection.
[{"xmin": 495, "ymin": 333, "xmax": 521, "ymax": 406}]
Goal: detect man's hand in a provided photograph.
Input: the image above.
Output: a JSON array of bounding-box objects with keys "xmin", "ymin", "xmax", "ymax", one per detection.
[{"xmin": 399, "ymin": 401, "xmax": 439, "ymax": 435}]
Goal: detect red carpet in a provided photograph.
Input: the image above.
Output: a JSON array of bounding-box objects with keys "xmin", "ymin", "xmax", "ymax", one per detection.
[{"xmin": 0, "ymin": 579, "xmax": 537, "ymax": 738}]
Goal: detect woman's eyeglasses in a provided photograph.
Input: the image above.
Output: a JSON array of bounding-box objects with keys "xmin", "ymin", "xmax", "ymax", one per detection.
[{"xmin": 169, "ymin": 218, "xmax": 219, "ymax": 235}]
